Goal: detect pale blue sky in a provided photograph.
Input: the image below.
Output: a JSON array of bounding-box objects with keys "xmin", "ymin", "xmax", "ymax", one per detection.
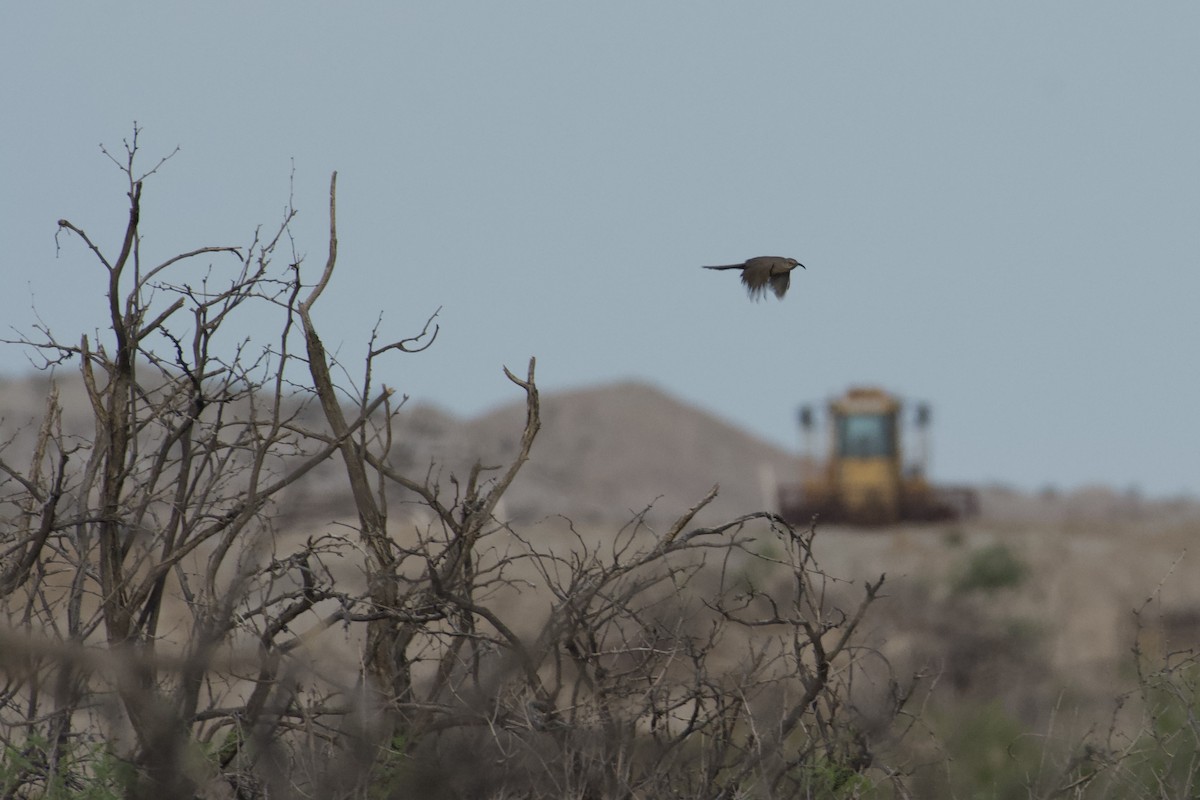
[{"xmin": 3, "ymin": 4, "xmax": 1198, "ymax": 496}]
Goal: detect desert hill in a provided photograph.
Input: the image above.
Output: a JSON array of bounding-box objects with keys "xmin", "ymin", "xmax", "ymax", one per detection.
[
  {"xmin": 0, "ymin": 372, "xmax": 802, "ymax": 526},
  {"xmin": 370, "ymin": 380, "xmax": 804, "ymax": 524}
]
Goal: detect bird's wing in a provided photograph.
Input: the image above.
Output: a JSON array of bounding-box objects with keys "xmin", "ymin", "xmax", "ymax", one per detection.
[
  {"xmin": 740, "ymin": 263, "xmax": 772, "ymax": 300},
  {"xmin": 770, "ymin": 271, "xmax": 791, "ymax": 299}
]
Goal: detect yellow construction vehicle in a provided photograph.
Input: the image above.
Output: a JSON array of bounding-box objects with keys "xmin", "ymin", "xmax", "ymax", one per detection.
[{"xmin": 778, "ymin": 387, "xmax": 977, "ymax": 525}]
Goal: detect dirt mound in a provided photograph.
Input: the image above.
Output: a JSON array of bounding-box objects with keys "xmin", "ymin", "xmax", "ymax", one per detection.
[{"xmin": 389, "ymin": 380, "xmax": 803, "ymax": 524}]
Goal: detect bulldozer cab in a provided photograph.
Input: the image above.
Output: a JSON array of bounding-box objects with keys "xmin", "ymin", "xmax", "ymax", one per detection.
[
  {"xmin": 829, "ymin": 389, "xmax": 903, "ymax": 522},
  {"xmin": 836, "ymin": 405, "xmax": 897, "ymax": 458},
  {"xmin": 779, "ymin": 386, "xmax": 977, "ymax": 526}
]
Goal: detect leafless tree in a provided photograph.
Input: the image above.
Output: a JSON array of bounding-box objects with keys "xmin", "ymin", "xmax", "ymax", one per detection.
[{"xmin": 0, "ymin": 128, "xmax": 905, "ymax": 799}]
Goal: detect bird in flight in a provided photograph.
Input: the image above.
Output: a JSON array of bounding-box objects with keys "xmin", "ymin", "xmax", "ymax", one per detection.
[{"xmin": 703, "ymin": 256, "xmax": 805, "ymax": 300}]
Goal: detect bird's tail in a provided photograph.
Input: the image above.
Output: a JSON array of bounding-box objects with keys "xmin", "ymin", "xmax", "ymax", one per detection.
[{"xmin": 702, "ymin": 264, "xmax": 743, "ymax": 270}]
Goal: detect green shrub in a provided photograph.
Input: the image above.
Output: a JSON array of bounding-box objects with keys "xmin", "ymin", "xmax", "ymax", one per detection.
[{"xmin": 954, "ymin": 543, "xmax": 1027, "ymax": 594}]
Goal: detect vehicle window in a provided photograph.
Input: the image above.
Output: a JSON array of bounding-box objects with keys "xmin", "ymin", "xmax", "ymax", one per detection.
[{"xmin": 837, "ymin": 413, "xmax": 895, "ymax": 458}]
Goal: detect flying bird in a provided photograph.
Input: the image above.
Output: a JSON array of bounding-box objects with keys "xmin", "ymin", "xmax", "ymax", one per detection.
[{"xmin": 703, "ymin": 256, "xmax": 805, "ymax": 300}]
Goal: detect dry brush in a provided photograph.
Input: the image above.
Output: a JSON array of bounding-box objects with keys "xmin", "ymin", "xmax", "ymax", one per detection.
[{"xmin": 0, "ymin": 129, "xmax": 908, "ymax": 800}]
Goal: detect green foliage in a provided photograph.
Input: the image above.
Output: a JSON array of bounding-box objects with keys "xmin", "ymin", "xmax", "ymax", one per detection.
[
  {"xmin": 954, "ymin": 543, "xmax": 1027, "ymax": 594},
  {"xmin": 366, "ymin": 733, "xmax": 423, "ymax": 800},
  {"xmin": 799, "ymin": 757, "xmax": 878, "ymax": 799},
  {"xmin": 935, "ymin": 702, "xmax": 1041, "ymax": 800},
  {"xmin": 0, "ymin": 735, "xmax": 131, "ymax": 800},
  {"xmin": 1105, "ymin": 659, "xmax": 1200, "ymax": 798}
]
